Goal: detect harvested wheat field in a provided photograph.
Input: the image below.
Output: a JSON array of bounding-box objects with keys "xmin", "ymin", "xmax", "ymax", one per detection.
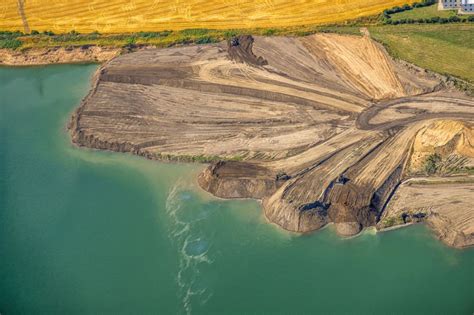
[
  {"xmin": 69, "ymin": 33, "xmax": 474, "ymax": 247},
  {"xmin": 1, "ymin": 0, "xmax": 414, "ymax": 33}
]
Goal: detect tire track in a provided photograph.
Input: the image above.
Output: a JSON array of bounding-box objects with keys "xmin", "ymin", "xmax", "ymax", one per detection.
[{"xmin": 17, "ymin": 0, "xmax": 30, "ymax": 33}]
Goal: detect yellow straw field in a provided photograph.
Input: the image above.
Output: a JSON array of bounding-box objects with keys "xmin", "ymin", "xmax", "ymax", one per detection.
[{"xmin": 1, "ymin": 0, "xmax": 414, "ymax": 34}]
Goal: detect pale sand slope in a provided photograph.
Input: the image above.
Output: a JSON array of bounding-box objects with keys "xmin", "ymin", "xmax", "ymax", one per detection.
[
  {"xmin": 69, "ymin": 33, "xmax": 474, "ymax": 245},
  {"xmin": 409, "ymin": 120, "xmax": 474, "ymax": 173}
]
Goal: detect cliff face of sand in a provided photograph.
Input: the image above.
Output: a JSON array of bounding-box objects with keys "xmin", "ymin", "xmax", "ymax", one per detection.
[
  {"xmin": 69, "ymin": 34, "xmax": 474, "ymax": 246},
  {"xmin": 409, "ymin": 120, "xmax": 474, "ymax": 174},
  {"xmin": 197, "ymin": 161, "xmax": 281, "ymax": 200},
  {"xmin": 0, "ymin": 46, "xmax": 120, "ymax": 66}
]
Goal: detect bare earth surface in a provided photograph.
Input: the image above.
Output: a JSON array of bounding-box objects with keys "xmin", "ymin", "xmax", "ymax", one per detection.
[
  {"xmin": 0, "ymin": 46, "xmax": 121, "ymax": 66},
  {"xmin": 381, "ymin": 177, "xmax": 474, "ymax": 248},
  {"xmin": 69, "ymin": 33, "xmax": 474, "ymax": 248}
]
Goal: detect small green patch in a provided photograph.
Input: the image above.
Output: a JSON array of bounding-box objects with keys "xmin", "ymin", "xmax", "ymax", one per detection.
[
  {"xmin": 195, "ymin": 36, "xmax": 217, "ymax": 44},
  {"xmin": 223, "ymin": 30, "xmax": 239, "ymax": 38},
  {"xmin": 0, "ymin": 31, "xmax": 24, "ymax": 49},
  {"xmin": 179, "ymin": 28, "xmax": 210, "ymax": 36},
  {"xmin": 262, "ymin": 28, "xmax": 277, "ymax": 36},
  {"xmin": 463, "ymin": 167, "xmax": 474, "ymax": 175},
  {"xmin": 423, "ymin": 153, "xmax": 442, "ymax": 175},
  {"xmin": 0, "ymin": 38, "xmax": 22, "ymax": 49},
  {"xmin": 135, "ymin": 31, "xmax": 171, "ymax": 38},
  {"xmin": 381, "ymin": 216, "xmax": 405, "ymax": 228}
]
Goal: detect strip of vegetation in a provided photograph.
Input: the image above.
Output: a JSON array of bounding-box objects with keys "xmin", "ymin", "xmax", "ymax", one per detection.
[
  {"xmin": 1, "ymin": 24, "xmax": 366, "ymax": 51},
  {"xmin": 153, "ymin": 152, "xmax": 244, "ymax": 163},
  {"xmin": 381, "ymin": 216, "xmax": 406, "ymax": 228},
  {"xmin": 382, "ymin": 0, "xmax": 473, "ymax": 24},
  {"xmin": 0, "ymin": 31, "xmax": 23, "ymax": 49},
  {"xmin": 383, "ymin": 0, "xmax": 436, "ymax": 17}
]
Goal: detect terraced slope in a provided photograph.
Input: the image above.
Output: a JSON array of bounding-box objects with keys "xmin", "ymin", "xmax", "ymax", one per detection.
[
  {"xmin": 1, "ymin": 0, "xmax": 414, "ymax": 33},
  {"xmin": 70, "ymin": 34, "xmax": 474, "ymax": 247}
]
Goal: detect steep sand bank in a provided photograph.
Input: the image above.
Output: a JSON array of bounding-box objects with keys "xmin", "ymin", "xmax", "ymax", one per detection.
[
  {"xmin": 0, "ymin": 46, "xmax": 121, "ymax": 66},
  {"xmin": 67, "ymin": 34, "xmax": 474, "ymax": 247}
]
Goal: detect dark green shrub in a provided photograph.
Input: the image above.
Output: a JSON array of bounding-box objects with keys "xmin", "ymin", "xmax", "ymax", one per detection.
[
  {"xmin": 135, "ymin": 31, "xmax": 171, "ymax": 38},
  {"xmin": 223, "ymin": 30, "xmax": 238, "ymax": 38},
  {"xmin": 180, "ymin": 29, "xmax": 210, "ymax": 36},
  {"xmin": 448, "ymin": 16, "xmax": 461, "ymax": 22},
  {"xmin": 0, "ymin": 31, "xmax": 23, "ymax": 38},
  {"xmin": 392, "ymin": 6, "xmax": 403, "ymax": 13},
  {"xmin": 424, "ymin": 153, "xmax": 442, "ymax": 175},
  {"xmin": 0, "ymin": 39, "xmax": 22, "ymax": 49},
  {"xmin": 262, "ymin": 28, "xmax": 276, "ymax": 36},
  {"xmin": 195, "ymin": 36, "xmax": 215, "ymax": 44},
  {"xmin": 125, "ymin": 36, "xmax": 136, "ymax": 45}
]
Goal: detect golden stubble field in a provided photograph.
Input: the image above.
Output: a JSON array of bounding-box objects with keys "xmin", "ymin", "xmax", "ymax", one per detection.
[{"xmin": 1, "ymin": 0, "xmax": 413, "ymax": 33}]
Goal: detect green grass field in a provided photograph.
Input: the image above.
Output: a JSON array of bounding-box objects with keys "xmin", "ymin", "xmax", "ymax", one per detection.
[
  {"xmin": 389, "ymin": 4, "xmax": 467, "ymax": 21},
  {"xmin": 368, "ymin": 24, "xmax": 473, "ymax": 83}
]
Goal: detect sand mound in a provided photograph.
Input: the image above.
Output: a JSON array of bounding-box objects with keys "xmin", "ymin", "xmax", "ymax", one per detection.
[
  {"xmin": 409, "ymin": 120, "xmax": 474, "ymax": 173},
  {"xmin": 303, "ymin": 34, "xmax": 406, "ymax": 100}
]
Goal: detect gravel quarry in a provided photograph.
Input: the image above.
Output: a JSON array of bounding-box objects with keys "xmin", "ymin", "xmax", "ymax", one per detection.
[{"xmin": 69, "ymin": 33, "xmax": 474, "ymax": 248}]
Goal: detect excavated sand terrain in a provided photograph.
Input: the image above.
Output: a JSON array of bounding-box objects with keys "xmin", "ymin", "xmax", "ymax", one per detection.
[
  {"xmin": 408, "ymin": 120, "xmax": 474, "ymax": 173},
  {"xmin": 381, "ymin": 177, "xmax": 474, "ymax": 248},
  {"xmin": 70, "ymin": 34, "xmax": 474, "ymax": 247}
]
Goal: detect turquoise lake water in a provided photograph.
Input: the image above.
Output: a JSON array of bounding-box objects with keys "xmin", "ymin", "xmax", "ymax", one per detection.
[{"xmin": 0, "ymin": 65, "xmax": 473, "ymax": 314}]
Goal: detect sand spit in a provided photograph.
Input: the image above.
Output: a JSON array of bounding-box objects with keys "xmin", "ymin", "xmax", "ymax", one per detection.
[{"xmin": 69, "ymin": 34, "xmax": 474, "ymax": 247}]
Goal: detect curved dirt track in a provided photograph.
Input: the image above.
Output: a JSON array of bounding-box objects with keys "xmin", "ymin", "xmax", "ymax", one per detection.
[
  {"xmin": 70, "ymin": 33, "xmax": 474, "ymax": 247},
  {"xmin": 357, "ymin": 95, "xmax": 474, "ymax": 130}
]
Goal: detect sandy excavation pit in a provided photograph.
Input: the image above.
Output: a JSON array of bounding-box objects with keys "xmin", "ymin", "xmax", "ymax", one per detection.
[{"xmin": 69, "ymin": 33, "xmax": 474, "ymax": 248}]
